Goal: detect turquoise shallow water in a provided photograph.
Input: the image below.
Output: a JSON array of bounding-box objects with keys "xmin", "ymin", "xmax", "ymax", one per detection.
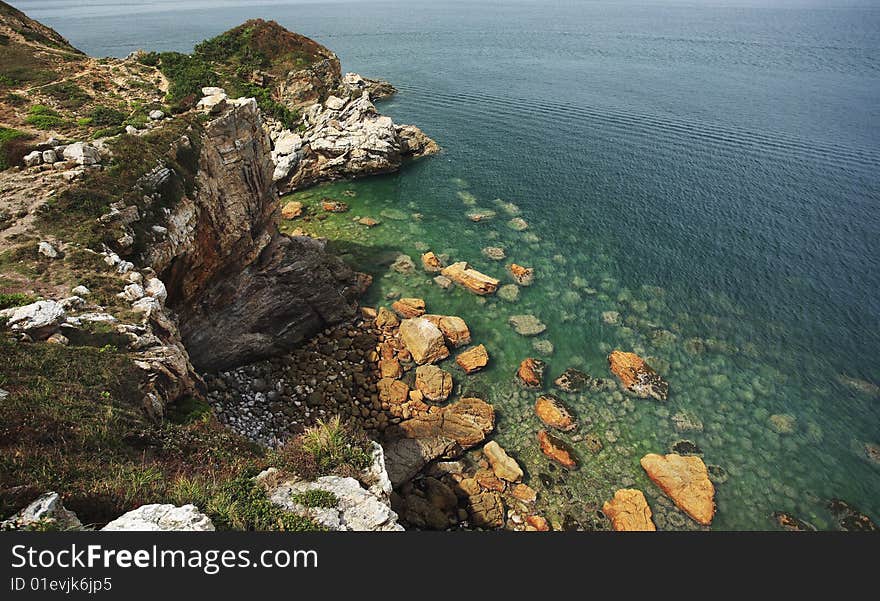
[{"xmin": 20, "ymin": 0, "xmax": 880, "ymax": 529}]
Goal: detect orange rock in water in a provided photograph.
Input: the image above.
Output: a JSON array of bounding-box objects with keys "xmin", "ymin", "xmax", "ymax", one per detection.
[
  {"xmin": 392, "ymin": 297, "xmax": 426, "ymax": 318},
  {"xmin": 534, "ymin": 394, "xmax": 576, "ymax": 431},
  {"xmin": 507, "ymin": 263, "xmax": 534, "ymax": 286},
  {"xmin": 608, "ymin": 350, "xmax": 669, "ymax": 401},
  {"xmin": 526, "ymin": 515, "xmax": 550, "ymax": 531},
  {"xmin": 398, "ymin": 317, "xmax": 449, "ymax": 365},
  {"xmin": 437, "ymin": 315, "xmax": 471, "ymax": 348},
  {"xmin": 602, "ymin": 489, "xmax": 656, "ymax": 531},
  {"xmin": 511, "ymin": 483, "xmax": 538, "ymax": 503},
  {"xmin": 640, "ymin": 453, "xmax": 715, "ymax": 526},
  {"xmin": 440, "ymin": 262, "xmax": 499, "ymax": 295},
  {"xmin": 517, "ymin": 358, "xmax": 545, "ymax": 389},
  {"xmin": 456, "ymin": 344, "xmax": 489, "ymax": 374},
  {"xmin": 537, "ymin": 430, "xmax": 577, "ymax": 468},
  {"xmin": 281, "ymin": 200, "xmax": 303, "ymax": 219},
  {"xmin": 415, "ymin": 364, "xmax": 453, "ymax": 402},
  {"xmin": 321, "ymin": 199, "xmax": 349, "ymax": 212},
  {"xmin": 421, "ymin": 251, "xmax": 444, "ymax": 272}
]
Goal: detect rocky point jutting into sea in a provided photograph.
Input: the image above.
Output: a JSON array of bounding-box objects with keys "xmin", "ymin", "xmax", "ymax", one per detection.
[{"xmin": 0, "ymin": 2, "xmax": 877, "ymax": 532}]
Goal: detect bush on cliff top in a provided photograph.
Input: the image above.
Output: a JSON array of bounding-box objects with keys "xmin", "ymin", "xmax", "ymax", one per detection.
[{"xmin": 143, "ymin": 20, "xmax": 312, "ymax": 127}]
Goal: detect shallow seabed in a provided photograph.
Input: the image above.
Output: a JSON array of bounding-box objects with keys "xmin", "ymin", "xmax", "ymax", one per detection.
[{"xmin": 282, "ymin": 173, "xmax": 880, "ymax": 531}]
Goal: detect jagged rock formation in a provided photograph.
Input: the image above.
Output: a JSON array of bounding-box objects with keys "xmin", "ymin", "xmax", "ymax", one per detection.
[
  {"xmin": 142, "ymin": 99, "xmax": 364, "ymax": 371},
  {"xmin": 272, "ymin": 90, "xmax": 438, "ymax": 192}
]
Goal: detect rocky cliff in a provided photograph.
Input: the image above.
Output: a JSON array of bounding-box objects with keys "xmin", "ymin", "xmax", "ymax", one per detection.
[{"xmin": 141, "ymin": 98, "xmax": 365, "ymax": 371}]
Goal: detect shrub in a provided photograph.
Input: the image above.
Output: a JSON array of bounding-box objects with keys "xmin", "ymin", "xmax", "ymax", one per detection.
[
  {"xmin": 89, "ymin": 106, "xmax": 126, "ymax": 126},
  {"xmin": 207, "ymin": 472, "xmax": 322, "ymax": 531},
  {"xmin": 91, "ymin": 126, "xmax": 125, "ymax": 140},
  {"xmin": 300, "ymin": 416, "xmax": 371, "ymax": 473},
  {"xmin": 153, "ymin": 52, "xmax": 219, "ymax": 103},
  {"xmin": 25, "ymin": 105, "xmax": 65, "ymax": 130},
  {"xmin": 0, "ymin": 127, "xmax": 32, "ymax": 170},
  {"xmin": 0, "ymin": 293, "xmax": 38, "ymax": 310},
  {"xmin": 290, "ymin": 489, "xmax": 338, "ymax": 508},
  {"xmin": 42, "ymin": 81, "xmax": 91, "ymax": 109}
]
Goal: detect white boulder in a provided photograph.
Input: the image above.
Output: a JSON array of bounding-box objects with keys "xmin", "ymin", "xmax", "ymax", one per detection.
[
  {"xmin": 0, "ymin": 300, "xmax": 65, "ymax": 336},
  {"xmin": 37, "ymin": 241, "xmax": 58, "ymax": 258},
  {"xmin": 273, "ymin": 131, "xmax": 303, "ymax": 156},
  {"xmin": 62, "ymin": 142, "xmax": 101, "ymax": 166},
  {"xmin": 144, "ymin": 277, "xmax": 167, "ymax": 303},
  {"xmin": 101, "ymin": 504, "xmax": 214, "ymax": 531},
  {"xmin": 23, "ymin": 151, "xmax": 42, "ymax": 167},
  {"xmin": 325, "ymin": 95, "xmax": 346, "ymax": 111},
  {"xmin": 118, "ymin": 283, "xmax": 145, "ymax": 301},
  {"xmin": 41, "ymin": 149, "xmax": 57, "ymax": 164},
  {"xmin": 71, "ymin": 285, "xmax": 91, "ymax": 296},
  {"xmin": 148, "ymin": 109, "xmax": 164, "ymax": 120},
  {"xmin": 1, "ymin": 492, "xmax": 82, "ymax": 530},
  {"xmin": 269, "ymin": 475, "xmax": 403, "ymax": 531}
]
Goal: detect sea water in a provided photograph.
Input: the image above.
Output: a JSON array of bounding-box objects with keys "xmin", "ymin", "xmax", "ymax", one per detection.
[{"xmin": 21, "ymin": 0, "xmax": 880, "ymax": 529}]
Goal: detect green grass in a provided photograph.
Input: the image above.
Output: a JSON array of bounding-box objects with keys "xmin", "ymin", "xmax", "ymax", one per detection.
[
  {"xmin": 0, "ymin": 336, "xmax": 362, "ymax": 530},
  {"xmin": 0, "ymin": 292, "xmax": 39, "ymax": 310},
  {"xmin": 300, "ymin": 416, "xmax": 372, "ymax": 473},
  {"xmin": 0, "ymin": 126, "xmax": 33, "ymax": 170},
  {"xmin": 24, "ymin": 104, "xmax": 66, "ymax": 130},
  {"xmin": 37, "ymin": 116, "xmax": 203, "ymax": 251},
  {"xmin": 88, "ymin": 105, "xmax": 126, "ymax": 126},
  {"xmin": 290, "ymin": 489, "xmax": 338, "ymax": 508},
  {"xmin": 42, "ymin": 81, "xmax": 91, "ymax": 109}
]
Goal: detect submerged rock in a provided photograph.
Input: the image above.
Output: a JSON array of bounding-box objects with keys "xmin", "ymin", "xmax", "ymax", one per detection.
[
  {"xmin": 321, "ymin": 199, "xmax": 349, "ymax": 213},
  {"xmin": 532, "ymin": 339, "xmax": 554, "ymax": 356},
  {"xmin": 553, "ymin": 368, "xmax": 591, "ymax": 393},
  {"xmin": 671, "ymin": 411, "xmax": 704, "ymax": 433},
  {"xmin": 771, "ymin": 511, "xmax": 816, "ymax": 532},
  {"xmin": 281, "ymin": 200, "xmax": 303, "ymax": 219},
  {"xmin": 509, "ymin": 314, "xmax": 546, "ymax": 337},
  {"xmin": 769, "ymin": 413, "xmax": 797, "ymax": 434},
  {"xmin": 602, "ymin": 489, "xmax": 656, "ymax": 532},
  {"xmin": 507, "ymin": 217, "xmax": 528, "ymax": 231},
  {"xmin": 535, "ymin": 395, "xmax": 577, "ymax": 431},
  {"xmin": 517, "ymin": 357, "xmax": 546, "ymax": 389},
  {"xmin": 538, "ymin": 430, "xmax": 577, "ymax": 468},
  {"xmin": 670, "ymin": 440, "xmax": 703, "ymax": 456},
  {"xmin": 497, "ymin": 284, "xmax": 520, "ymax": 303},
  {"xmin": 482, "ymin": 246, "xmax": 506, "ymax": 261},
  {"xmin": 640, "ymin": 453, "xmax": 715, "ymax": 526},
  {"xmin": 827, "ymin": 499, "xmax": 877, "ymax": 532},
  {"xmin": 608, "ymin": 350, "xmax": 669, "ymax": 401}
]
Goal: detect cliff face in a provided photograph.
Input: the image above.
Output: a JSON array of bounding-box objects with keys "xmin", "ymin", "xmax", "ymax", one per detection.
[{"xmin": 144, "ymin": 99, "xmax": 363, "ymax": 371}]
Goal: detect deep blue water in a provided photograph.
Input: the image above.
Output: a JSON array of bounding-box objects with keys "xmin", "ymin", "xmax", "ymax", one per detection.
[{"xmin": 14, "ymin": 0, "xmax": 880, "ymax": 529}]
